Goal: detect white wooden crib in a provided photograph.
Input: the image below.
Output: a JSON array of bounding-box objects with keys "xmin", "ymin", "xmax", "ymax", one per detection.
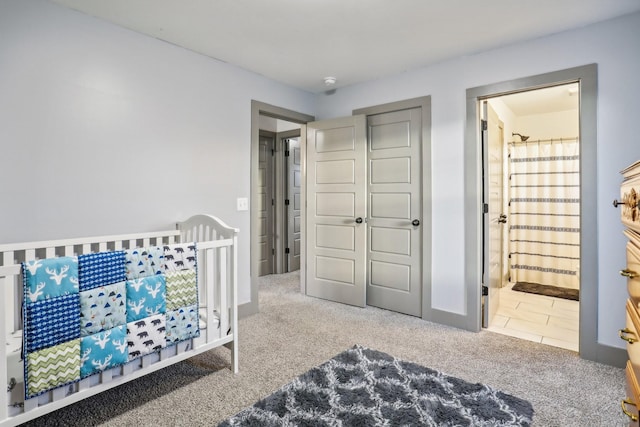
[{"xmin": 0, "ymin": 214, "xmax": 238, "ymax": 427}]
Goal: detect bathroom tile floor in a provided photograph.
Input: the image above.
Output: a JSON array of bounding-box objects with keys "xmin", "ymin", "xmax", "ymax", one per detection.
[{"xmin": 486, "ymin": 283, "xmax": 579, "ymax": 352}]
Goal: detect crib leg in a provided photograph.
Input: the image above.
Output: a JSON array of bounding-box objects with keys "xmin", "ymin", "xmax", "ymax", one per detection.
[{"xmin": 231, "ymin": 338, "xmax": 239, "ymax": 374}]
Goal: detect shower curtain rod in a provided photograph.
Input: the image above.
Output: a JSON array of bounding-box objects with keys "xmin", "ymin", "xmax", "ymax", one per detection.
[{"xmin": 508, "ymin": 136, "xmax": 579, "ymax": 145}]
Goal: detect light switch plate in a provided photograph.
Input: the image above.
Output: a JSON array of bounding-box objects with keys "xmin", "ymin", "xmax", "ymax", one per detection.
[{"xmin": 237, "ymin": 197, "xmax": 249, "ymax": 211}]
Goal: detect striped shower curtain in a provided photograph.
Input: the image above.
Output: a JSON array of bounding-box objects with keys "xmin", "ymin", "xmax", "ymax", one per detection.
[{"xmin": 508, "ymin": 138, "xmax": 580, "ymax": 290}]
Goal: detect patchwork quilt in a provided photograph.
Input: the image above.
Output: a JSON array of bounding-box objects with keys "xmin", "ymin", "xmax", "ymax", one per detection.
[{"xmin": 22, "ymin": 243, "xmax": 199, "ymax": 398}]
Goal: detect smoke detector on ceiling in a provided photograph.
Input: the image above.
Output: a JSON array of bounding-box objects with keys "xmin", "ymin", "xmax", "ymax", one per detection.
[{"xmin": 324, "ymin": 76, "xmax": 337, "ymax": 86}]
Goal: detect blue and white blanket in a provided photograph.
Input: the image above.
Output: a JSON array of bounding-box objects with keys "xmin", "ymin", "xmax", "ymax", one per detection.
[{"xmin": 22, "ymin": 243, "xmax": 199, "ymax": 398}]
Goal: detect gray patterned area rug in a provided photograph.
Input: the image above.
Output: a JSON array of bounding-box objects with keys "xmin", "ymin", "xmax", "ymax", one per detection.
[{"xmin": 219, "ymin": 345, "xmax": 533, "ymax": 426}]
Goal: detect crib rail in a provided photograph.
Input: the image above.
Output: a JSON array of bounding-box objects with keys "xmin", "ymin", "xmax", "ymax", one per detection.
[{"xmin": 1, "ymin": 215, "xmax": 238, "ymax": 427}]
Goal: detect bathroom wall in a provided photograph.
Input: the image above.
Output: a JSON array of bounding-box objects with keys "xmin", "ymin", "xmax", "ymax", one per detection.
[{"xmin": 516, "ymin": 110, "xmax": 579, "ymax": 140}]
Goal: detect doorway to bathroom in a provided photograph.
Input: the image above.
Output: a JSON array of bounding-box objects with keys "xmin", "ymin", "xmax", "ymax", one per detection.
[
  {"xmin": 481, "ymin": 83, "xmax": 581, "ymax": 351},
  {"xmin": 466, "ymin": 64, "xmax": 599, "ymax": 360}
]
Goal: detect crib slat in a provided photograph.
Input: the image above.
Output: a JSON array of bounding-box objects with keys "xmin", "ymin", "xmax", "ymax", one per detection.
[
  {"xmin": 2, "ymin": 218, "xmax": 237, "ymax": 426},
  {"xmin": 24, "ymin": 396, "xmax": 38, "ymax": 412},
  {"xmin": 206, "ymin": 248, "xmax": 215, "ymax": 343},
  {"xmin": 0, "ymin": 274, "xmax": 7, "ymax": 422},
  {"xmin": 219, "ymin": 247, "xmax": 228, "ymax": 339},
  {"xmin": 53, "ymin": 386, "xmax": 66, "ymax": 401}
]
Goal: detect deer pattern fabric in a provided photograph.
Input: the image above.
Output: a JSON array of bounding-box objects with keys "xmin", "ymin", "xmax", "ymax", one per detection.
[
  {"xmin": 80, "ymin": 325, "xmax": 128, "ymax": 377},
  {"xmin": 125, "ymin": 275, "xmax": 166, "ymax": 323},
  {"xmin": 22, "ymin": 243, "xmax": 199, "ymax": 398},
  {"xmin": 23, "ymin": 257, "xmax": 79, "ymax": 302}
]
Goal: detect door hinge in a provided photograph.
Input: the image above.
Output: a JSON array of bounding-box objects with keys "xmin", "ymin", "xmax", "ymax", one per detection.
[
  {"xmin": 285, "ymin": 199, "xmax": 290, "ymax": 205},
  {"xmin": 272, "ymin": 198, "xmax": 275, "ymax": 206},
  {"xmin": 271, "ymin": 149, "xmax": 275, "ymax": 156},
  {"xmin": 482, "ymin": 286, "xmax": 489, "ymax": 296},
  {"xmin": 285, "ymin": 150, "xmax": 290, "ymax": 157},
  {"xmin": 483, "ymin": 203, "xmax": 489, "ymax": 214},
  {"xmin": 285, "ymin": 247, "xmax": 290, "ymax": 254},
  {"xmin": 272, "ymin": 248, "xmax": 275, "ymax": 255},
  {"xmin": 481, "ymin": 120, "xmax": 488, "ymax": 131}
]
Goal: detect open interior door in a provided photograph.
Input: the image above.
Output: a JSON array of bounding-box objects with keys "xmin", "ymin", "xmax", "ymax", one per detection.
[
  {"xmin": 482, "ymin": 101, "xmax": 504, "ymax": 327},
  {"xmin": 305, "ymin": 115, "xmax": 367, "ymax": 307}
]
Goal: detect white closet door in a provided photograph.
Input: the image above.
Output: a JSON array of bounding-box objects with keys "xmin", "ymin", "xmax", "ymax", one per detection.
[
  {"xmin": 366, "ymin": 108, "xmax": 423, "ymax": 317},
  {"xmin": 287, "ymin": 137, "xmax": 302, "ymax": 272},
  {"xmin": 305, "ymin": 115, "xmax": 367, "ymax": 307}
]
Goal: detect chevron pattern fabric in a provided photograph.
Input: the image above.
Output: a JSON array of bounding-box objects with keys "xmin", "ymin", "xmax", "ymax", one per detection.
[
  {"xmin": 165, "ymin": 270, "xmax": 197, "ymax": 310},
  {"xmin": 22, "ymin": 242, "xmax": 199, "ymax": 399},
  {"xmin": 26, "ymin": 339, "xmax": 81, "ymax": 397}
]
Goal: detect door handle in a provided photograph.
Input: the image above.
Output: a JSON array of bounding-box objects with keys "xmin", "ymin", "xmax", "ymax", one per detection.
[
  {"xmin": 412, "ymin": 219, "xmax": 420, "ymax": 226},
  {"xmin": 621, "ymin": 269, "xmax": 639, "ymax": 279},
  {"xmin": 355, "ymin": 217, "xmax": 363, "ymax": 224},
  {"xmin": 619, "ymin": 328, "xmax": 638, "ymax": 344},
  {"xmin": 614, "ymin": 199, "xmax": 639, "ymax": 208},
  {"xmin": 622, "ymin": 398, "xmax": 639, "ymax": 422},
  {"xmin": 498, "ymin": 216, "xmax": 507, "ymax": 224}
]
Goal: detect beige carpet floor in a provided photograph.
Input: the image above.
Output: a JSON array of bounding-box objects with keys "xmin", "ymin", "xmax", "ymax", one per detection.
[{"xmin": 24, "ymin": 271, "xmax": 627, "ymax": 426}]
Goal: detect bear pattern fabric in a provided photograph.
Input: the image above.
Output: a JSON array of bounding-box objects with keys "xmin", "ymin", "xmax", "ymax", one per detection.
[
  {"xmin": 163, "ymin": 243, "xmax": 197, "ymax": 272},
  {"xmin": 21, "ymin": 242, "xmax": 198, "ymax": 398},
  {"xmin": 127, "ymin": 313, "xmax": 167, "ymax": 360}
]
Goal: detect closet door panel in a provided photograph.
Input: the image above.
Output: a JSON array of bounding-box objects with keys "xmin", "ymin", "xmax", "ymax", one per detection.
[
  {"xmin": 306, "ymin": 115, "xmax": 367, "ymax": 307},
  {"xmin": 366, "ymin": 108, "xmax": 422, "ymax": 317}
]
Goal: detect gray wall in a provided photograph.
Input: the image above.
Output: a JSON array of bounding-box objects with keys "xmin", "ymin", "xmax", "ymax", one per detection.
[
  {"xmin": 316, "ymin": 12, "xmax": 640, "ymax": 349},
  {"xmin": 0, "ymin": 0, "xmax": 315, "ymax": 305},
  {"xmin": 2, "ymin": 0, "xmax": 640, "ymax": 351}
]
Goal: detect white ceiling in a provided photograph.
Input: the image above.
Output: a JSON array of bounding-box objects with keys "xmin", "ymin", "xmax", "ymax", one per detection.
[
  {"xmin": 50, "ymin": 0, "xmax": 640, "ymax": 95},
  {"xmin": 498, "ymin": 83, "xmax": 579, "ymax": 116}
]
